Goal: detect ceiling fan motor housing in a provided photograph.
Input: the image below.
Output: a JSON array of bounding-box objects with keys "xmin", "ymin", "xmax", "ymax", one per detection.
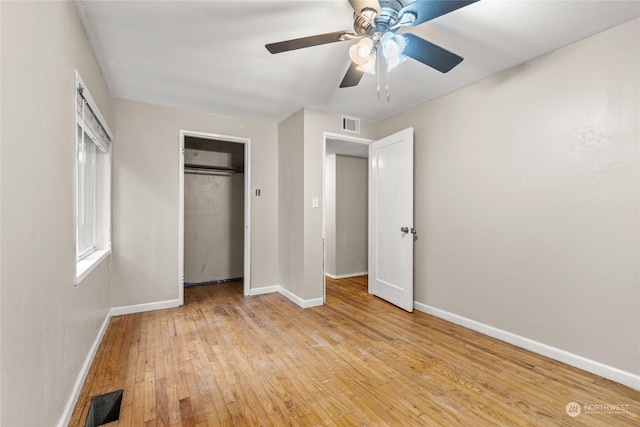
[
  {"xmin": 354, "ymin": 0, "xmax": 408, "ymax": 35},
  {"xmin": 374, "ymin": 0, "xmax": 403, "ymax": 32},
  {"xmin": 353, "ymin": 10, "xmax": 377, "ymax": 36}
]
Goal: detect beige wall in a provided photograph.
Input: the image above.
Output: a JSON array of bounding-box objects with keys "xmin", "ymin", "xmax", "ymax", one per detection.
[
  {"xmin": 379, "ymin": 18, "xmax": 640, "ymax": 375},
  {"xmin": 111, "ymin": 99, "xmax": 279, "ymax": 306},
  {"xmin": 277, "ymin": 110, "xmax": 305, "ymax": 296},
  {"xmin": 1, "ymin": 6, "xmax": 637, "ymax": 426},
  {"xmin": 279, "ymin": 109, "xmax": 375, "ymax": 301},
  {"xmin": 1, "ymin": 1, "xmax": 113, "ymax": 425},
  {"xmin": 303, "ymin": 109, "xmax": 377, "ymax": 300}
]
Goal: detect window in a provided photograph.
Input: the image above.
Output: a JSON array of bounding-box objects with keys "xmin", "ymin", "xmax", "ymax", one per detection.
[{"xmin": 75, "ymin": 71, "xmax": 112, "ymax": 283}]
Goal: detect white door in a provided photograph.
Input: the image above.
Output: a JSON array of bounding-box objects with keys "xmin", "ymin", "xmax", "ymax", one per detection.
[{"xmin": 369, "ymin": 128, "xmax": 414, "ymax": 312}]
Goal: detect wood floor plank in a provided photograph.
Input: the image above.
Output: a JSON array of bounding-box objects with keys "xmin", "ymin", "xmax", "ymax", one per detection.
[
  {"xmin": 118, "ymin": 402, "xmax": 133, "ymax": 427},
  {"xmin": 179, "ymin": 397, "xmax": 195, "ymax": 427},
  {"xmin": 143, "ymin": 370, "xmax": 157, "ymax": 422},
  {"xmin": 164, "ymin": 374, "xmax": 182, "ymax": 426},
  {"xmin": 69, "ymin": 277, "xmax": 639, "ymax": 426},
  {"xmin": 132, "ymin": 379, "xmax": 146, "ymax": 426}
]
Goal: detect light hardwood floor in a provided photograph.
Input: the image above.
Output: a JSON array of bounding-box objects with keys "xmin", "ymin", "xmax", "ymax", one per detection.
[{"xmin": 69, "ymin": 276, "xmax": 639, "ymax": 426}]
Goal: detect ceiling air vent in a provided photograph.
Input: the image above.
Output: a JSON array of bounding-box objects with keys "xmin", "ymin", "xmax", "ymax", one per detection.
[{"xmin": 341, "ymin": 115, "xmax": 360, "ymax": 134}]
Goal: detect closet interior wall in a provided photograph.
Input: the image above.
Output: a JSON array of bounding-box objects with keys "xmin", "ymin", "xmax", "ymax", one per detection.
[
  {"xmin": 325, "ymin": 154, "xmax": 368, "ymax": 278},
  {"xmin": 184, "ymin": 136, "xmax": 244, "ymax": 285}
]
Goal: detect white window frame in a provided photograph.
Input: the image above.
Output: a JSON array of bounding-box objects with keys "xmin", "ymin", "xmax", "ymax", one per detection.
[
  {"xmin": 77, "ymin": 125, "xmax": 97, "ymax": 260},
  {"xmin": 74, "ymin": 71, "xmax": 112, "ymax": 284}
]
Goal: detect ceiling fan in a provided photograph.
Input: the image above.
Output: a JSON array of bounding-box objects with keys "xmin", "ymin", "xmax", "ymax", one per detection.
[{"xmin": 266, "ymin": 0, "xmax": 479, "ymax": 98}]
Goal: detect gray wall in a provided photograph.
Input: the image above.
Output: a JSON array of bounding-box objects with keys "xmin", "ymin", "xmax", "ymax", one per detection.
[
  {"xmin": 325, "ymin": 155, "xmax": 368, "ymax": 277},
  {"xmin": 336, "ymin": 155, "xmax": 368, "ymax": 276},
  {"xmin": 1, "ymin": 1, "xmax": 113, "ymax": 425},
  {"xmin": 379, "ymin": 18, "xmax": 640, "ymax": 375},
  {"xmin": 184, "ymin": 141, "xmax": 244, "ymax": 283},
  {"xmin": 111, "ymin": 98, "xmax": 279, "ymax": 307}
]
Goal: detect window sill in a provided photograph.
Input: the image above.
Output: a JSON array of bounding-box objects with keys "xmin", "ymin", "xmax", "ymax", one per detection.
[{"xmin": 76, "ymin": 247, "xmax": 111, "ymax": 285}]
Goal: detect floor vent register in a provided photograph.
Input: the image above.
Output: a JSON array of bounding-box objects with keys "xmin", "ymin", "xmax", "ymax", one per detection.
[{"xmin": 84, "ymin": 389, "xmax": 123, "ymax": 427}]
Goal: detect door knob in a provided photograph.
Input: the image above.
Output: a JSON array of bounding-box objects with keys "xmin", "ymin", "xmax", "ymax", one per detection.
[{"xmin": 400, "ymin": 227, "xmax": 409, "ymax": 233}]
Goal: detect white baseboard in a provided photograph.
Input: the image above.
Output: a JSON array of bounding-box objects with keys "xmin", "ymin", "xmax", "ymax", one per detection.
[
  {"xmin": 248, "ymin": 285, "xmax": 280, "ymax": 296},
  {"xmin": 249, "ymin": 285, "xmax": 323, "ymax": 308},
  {"xmin": 272, "ymin": 286, "xmax": 324, "ymax": 308},
  {"xmin": 414, "ymin": 302, "xmax": 640, "ymax": 391},
  {"xmin": 326, "ymin": 272, "xmax": 368, "ymax": 280},
  {"xmin": 110, "ymin": 298, "xmax": 181, "ymax": 316},
  {"xmin": 57, "ymin": 309, "xmax": 112, "ymax": 427}
]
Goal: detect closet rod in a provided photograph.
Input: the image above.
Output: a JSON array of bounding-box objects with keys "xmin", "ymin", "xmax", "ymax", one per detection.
[
  {"xmin": 184, "ymin": 163, "xmax": 243, "ymax": 173},
  {"xmin": 184, "ymin": 168, "xmax": 242, "ymax": 177}
]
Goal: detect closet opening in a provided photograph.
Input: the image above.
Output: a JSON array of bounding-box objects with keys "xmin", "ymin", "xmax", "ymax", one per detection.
[{"xmin": 179, "ymin": 130, "xmax": 251, "ymax": 304}]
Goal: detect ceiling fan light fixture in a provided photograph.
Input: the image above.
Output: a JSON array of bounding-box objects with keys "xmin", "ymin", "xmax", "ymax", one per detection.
[
  {"xmin": 381, "ymin": 33, "xmax": 406, "ymax": 71},
  {"xmin": 356, "ymin": 52, "xmax": 377, "ymax": 75},
  {"xmin": 349, "ymin": 37, "xmax": 374, "ymax": 65},
  {"xmin": 381, "ymin": 33, "xmax": 405, "ymax": 58},
  {"xmin": 387, "ymin": 53, "xmax": 407, "ymax": 71}
]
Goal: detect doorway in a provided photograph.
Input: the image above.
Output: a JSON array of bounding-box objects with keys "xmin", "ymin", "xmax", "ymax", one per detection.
[
  {"xmin": 322, "ymin": 132, "xmax": 373, "ymax": 302},
  {"xmin": 179, "ymin": 130, "xmax": 251, "ymax": 305}
]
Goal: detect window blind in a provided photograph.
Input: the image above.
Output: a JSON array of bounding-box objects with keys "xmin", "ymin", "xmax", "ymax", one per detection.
[{"xmin": 76, "ymin": 89, "xmax": 111, "ymax": 153}]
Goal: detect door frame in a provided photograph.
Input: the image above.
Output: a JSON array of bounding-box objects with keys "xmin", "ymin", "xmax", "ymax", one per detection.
[
  {"xmin": 178, "ymin": 129, "xmax": 251, "ymax": 305},
  {"xmin": 321, "ymin": 131, "xmax": 374, "ymax": 303}
]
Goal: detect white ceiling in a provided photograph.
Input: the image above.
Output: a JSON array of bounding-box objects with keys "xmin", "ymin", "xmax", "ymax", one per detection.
[{"xmin": 76, "ymin": 0, "xmax": 640, "ymax": 124}]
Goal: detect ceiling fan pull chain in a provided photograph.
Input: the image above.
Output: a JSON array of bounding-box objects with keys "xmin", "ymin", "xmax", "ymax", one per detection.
[
  {"xmin": 378, "ymin": 45, "xmax": 390, "ymax": 102},
  {"xmin": 385, "ymin": 63, "xmax": 390, "ymax": 102}
]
